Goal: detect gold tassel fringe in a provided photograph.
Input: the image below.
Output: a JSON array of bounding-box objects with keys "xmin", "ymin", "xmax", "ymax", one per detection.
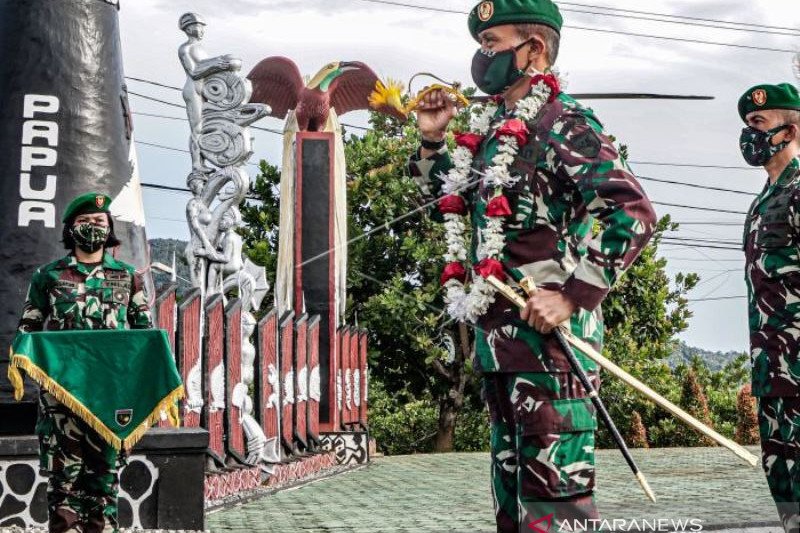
[
  {"xmin": 7, "ymin": 347, "xmax": 24, "ymax": 401},
  {"xmin": 122, "ymin": 385, "xmax": 185, "ymax": 450},
  {"xmin": 10, "ymin": 354, "xmax": 185, "ymax": 451}
]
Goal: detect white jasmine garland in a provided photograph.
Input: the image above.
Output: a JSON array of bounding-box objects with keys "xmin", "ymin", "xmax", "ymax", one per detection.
[{"xmin": 439, "ymin": 77, "xmax": 557, "ymax": 323}]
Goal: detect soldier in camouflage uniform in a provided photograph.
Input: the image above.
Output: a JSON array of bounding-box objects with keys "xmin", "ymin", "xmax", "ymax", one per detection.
[
  {"xmin": 739, "ymin": 83, "xmax": 800, "ymax": 532},
  {"xmin": 408, "ymin": 1, "xmax": 656, "ymax": 530},
  {"xmin": 17, "ymin": 192, "xmax": 153, "ymax": 533}
]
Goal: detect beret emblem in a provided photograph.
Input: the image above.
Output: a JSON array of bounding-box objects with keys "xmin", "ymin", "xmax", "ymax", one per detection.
[{"xmin": 478, "ymin": 1, "xmax": 494, "ymax": 22}]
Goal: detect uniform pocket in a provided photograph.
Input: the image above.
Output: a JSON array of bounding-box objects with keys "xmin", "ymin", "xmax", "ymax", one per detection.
[
  {"xmin": 756, "ymin": 221, "xmax": 792, "ymax": 249},
  {"xmin": 518, "ymin": 428, "xmax": 596, "ymax": 499},
  {"xmin": 518, "ymin": 397, "xmax": 597, "ymax": 436}
]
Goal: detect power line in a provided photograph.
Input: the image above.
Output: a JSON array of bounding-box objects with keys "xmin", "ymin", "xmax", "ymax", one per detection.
[
  {"xmin": 688, "ymin": 295, "xmax": 746, "ymax": 302},
  {"xmin": 350, "ymin": 0, "xmax": 797, "ymax": 53},
  {"xmin": 662, "ymin": 257, "xmax": 743, "ymax": 262},
  {"xmin": 565, "ymin": 24, "xmax": 795, "ymax": 53},
  {"xmin": 128, "ymin": 91, "xmax": 285, "ymax": 135},
  {"xmin": 126, "ymin": 77, "xmax": 370, "ymax": 132},
  {"xmin": 556, "ymin": 6, "xmax": 800, "ymax": 37},
  {"xmin": 660, "ymin": 241, "xmax": 742, "ymax": 251},
  {"xmin": 638, "ymin": 176, "xmax": 755, "ymax": 196},
  {"xmin": 124, "ymin": 78, "xmax": 771, "ymax": 174},
  {"xmin": 652, "ymin": 201, "xmax": 748, "ymax": 215},
  {"xmin": 663, "ymin": 236, "xmax": 741, "ymax": 246},
  {"xmin": 630, "ymin": 161, "xmax": 758, "ymax": 171},
  {"xmin": 558, "ymin": 2, "xmax": 800, "ymax": 34},
  {"xmin": 671, "ymin": 221, "xmax": 744, "ymax": 226},
  {"xmin": 135, "ymin": 139, "xmax": 261, "ymax": 169}
]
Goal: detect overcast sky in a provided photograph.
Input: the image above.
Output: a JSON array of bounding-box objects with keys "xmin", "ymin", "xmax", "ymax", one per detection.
[{"xmin": 118, "ymin": 0, "xmax": 800, "ymax": 353}]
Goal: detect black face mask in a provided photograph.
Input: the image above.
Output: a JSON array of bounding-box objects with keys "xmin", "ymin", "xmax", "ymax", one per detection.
[
  {"xmin": 739, "ymin": 124, "xmax": 791, "ymax": 167},
  {"xmin": 471, "ymin": 39, "xmax": 533, "ymax": 95},
  {"xmin": 71, "ymin": 222, "xmax": 110, "ymax": 253}
]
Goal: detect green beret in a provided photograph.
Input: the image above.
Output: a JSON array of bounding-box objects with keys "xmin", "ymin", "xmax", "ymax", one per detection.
[
  {"xmin": 468, "ymin": 0, "xmax": 563, "ymax": 42},
  {"xmin": 62, "ymin": 192, "xmax": 113, "ymax": 223},
  {"xmin": 738, "ymin": 83, "xmax": 800, "ymax": 122}
]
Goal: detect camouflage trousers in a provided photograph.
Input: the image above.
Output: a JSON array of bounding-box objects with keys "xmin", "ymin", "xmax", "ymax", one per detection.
[
  {"xmin": 484, "ymin": 372, "xmax": 600, "ymax": 533},
  {"xmin": 37, "ymin": 392, "xmax": 120, "ymax": 533},
  {"xmin": 758, "ymin": 396, "xmax": 800, "ymax": 533}
]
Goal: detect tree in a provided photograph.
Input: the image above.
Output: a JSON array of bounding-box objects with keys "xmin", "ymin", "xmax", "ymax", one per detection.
[
  {"xmin": 238, "ymin": 106, "xmax": 709, "ymax": 454},
  {"xmin": 678, "ymin": 367, "xmax": 716, "ymax": 447},
  {"xmin": 735, "ymin": 383, "xmax": 759, "ymax": 445},
  {"xmin": 595, "ymin": 215, "xmax": 699, "ymax": 448},
  {"xmin": 629, "ymin": 411, "xmax": 649, "ymax": 448}
]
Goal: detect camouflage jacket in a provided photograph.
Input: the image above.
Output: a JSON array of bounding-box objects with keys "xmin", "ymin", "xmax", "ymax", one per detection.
[
  {"xmin": 18, "ymin": 253, "xmax": 153, "ymax": 333},
  {"xmin": 744, "ymin": 157, "xmax": 800, "ymax": 397},
  {"xmin": 409, "ymin": 92, "xmax": 657, "ymax": 373}
]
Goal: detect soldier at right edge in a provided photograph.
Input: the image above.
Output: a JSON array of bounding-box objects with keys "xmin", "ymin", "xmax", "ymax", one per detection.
[{"xmin": 740, "ymin": 82, "xmax": 800, "ymax": 532}]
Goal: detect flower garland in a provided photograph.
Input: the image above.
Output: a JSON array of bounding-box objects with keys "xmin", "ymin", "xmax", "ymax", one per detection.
[{"xmin": 437, "ymin": 73, "xmax": 560, "ymax": 323}]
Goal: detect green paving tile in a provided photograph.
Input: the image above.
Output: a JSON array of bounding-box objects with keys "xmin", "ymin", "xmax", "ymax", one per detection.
[{"xmin": 208, "ymin": 447, "xmax": 780, "ymax": 532}]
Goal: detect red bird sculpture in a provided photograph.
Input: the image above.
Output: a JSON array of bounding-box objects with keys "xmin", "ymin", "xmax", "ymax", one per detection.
[{"xmin": 248, "ymin": 57, "xmax": 405, "ymax": 131}]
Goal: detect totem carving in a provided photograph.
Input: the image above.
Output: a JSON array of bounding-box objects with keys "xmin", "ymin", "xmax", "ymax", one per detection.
[{"xmin": 178, "ymin": 12, "xmax": 272, "ymax": 465}]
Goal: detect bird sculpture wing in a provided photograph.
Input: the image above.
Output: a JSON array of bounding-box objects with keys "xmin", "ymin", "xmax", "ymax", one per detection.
[
  {"xmin": 330, "ymin": 62, "xmax": 407, "ymax": 121},
  {"xmin": 247, "ymin": 56, "xmax": 304, "ymax": 119}
]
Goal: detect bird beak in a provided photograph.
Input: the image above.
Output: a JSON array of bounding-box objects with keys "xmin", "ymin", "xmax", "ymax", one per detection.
[{"xmin": 338, "ymin": 61, "xmax": 360, "ymax": 73}]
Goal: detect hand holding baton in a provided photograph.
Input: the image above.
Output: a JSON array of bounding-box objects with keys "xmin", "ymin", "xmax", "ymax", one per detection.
[
  {"xmin": 485, "ymin": 275, "xmax": 657, "ymax": 502},
  {"xmin": 485, "ymin": 275, "xmax": 759, "ymax": 469}
]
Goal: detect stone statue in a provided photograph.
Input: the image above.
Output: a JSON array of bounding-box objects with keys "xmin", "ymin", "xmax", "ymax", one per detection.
[
  {"xmin": 179, "ymin": 12, "xmax": 272, "ymax": 466},
  {"xmin": 179, "ymin": 12, "xmax": 242, "ymax": 174}
]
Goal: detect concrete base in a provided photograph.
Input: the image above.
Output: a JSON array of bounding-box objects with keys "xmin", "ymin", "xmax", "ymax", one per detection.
[
  {"xmin": 319, "ymin": 431, "xmax": 370, "ymax": 465},
  {"xmin": 0, "ymin": 428, "xmax": 208, "ymax": 531}
]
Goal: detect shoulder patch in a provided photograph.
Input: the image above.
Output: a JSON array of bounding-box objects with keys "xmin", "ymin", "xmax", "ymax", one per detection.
[{"xmin": 571, "ymin": 129, "xmax": 602, "ymax": 158}]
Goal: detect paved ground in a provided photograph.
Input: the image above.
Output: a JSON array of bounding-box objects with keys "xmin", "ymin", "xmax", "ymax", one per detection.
[{"xmin": 208, "ymin": 446, "xmax": 785, "ymax": 532}]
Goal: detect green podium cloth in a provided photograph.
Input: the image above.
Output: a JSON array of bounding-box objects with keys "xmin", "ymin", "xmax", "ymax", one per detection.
[{"xmin": 8, "ymin": 329, "xmax": 184, "ymax": 450}]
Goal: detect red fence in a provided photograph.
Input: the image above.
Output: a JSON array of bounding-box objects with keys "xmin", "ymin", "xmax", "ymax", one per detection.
[
  {"xmin": 308, "ymin": 316, "xmax": 320, "ymax": 444},
  {"xmin": 294, "ymin": 315, "xmax": 308, "ymax": 449},
  {"xmin": 203, "ymin": 295, "xmax": 225, "ymax": 463},
  {"xmin": 177, "ymin": 289, "xmax": 202, "ymax": 429},
  {"xmin": 224, "ymin": 300, "xmax": 245, "ymax": 461},
  {"xmin": 256, "ymin": 309, "xmax": 279, "ymax": 456},
  {"xmin": 155, "ymin": 286, "xmax": 369, "ymax": 463},
  {"xmin": 279, "ymin": 312, "xmax": 295, "ymax": 455}
]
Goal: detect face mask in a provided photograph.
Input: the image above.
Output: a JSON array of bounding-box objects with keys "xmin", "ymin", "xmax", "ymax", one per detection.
[
  {"xmin": 739, "ymin": 124, "xmax": 791, "ymax": 167},
  {"xmin": 71, "ymin": 222, "xmax": 110, "ymax": 253},
  {"xmin": 471, "ymin": 39, "xmax": 532, "ymax": 95}
]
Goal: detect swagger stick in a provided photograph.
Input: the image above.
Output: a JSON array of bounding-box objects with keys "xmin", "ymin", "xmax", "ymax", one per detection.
[
  {"xmin": 486, "ymin": 275, "xmax": 759, "ymax": 468},
  {"xmin": 486, "ymin": 276, "xmax": 656, "ymax": 502}
]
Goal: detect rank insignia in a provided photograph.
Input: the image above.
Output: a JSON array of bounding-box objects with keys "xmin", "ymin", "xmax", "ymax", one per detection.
[
  {"xmin": 478, "ymin": 1, "xmax": 494, "ymax": 22},
  {"xmin": 115, "ymin": 409, "xmax": 133, "ymax": 427},
  {"xmin": 95, "ymin": 195, "xmax": 106, "ymax": 208},
  {"xmin": 752, "ymin": 89, "xmax": 767, "ymax": 107}
]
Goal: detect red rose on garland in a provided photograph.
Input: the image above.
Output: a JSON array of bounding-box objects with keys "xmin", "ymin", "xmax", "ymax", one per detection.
[
  {"xmin": 440, "ymin": 262, "xmax": 467, "ymax": 286},
  {"xmin": 454, "ymin": 132, "xmax": 484, "ymax": 156},
  {"xmin": 495, "ymin": 119, "xmax": 529, "ymax": 147},
  {"xmin": 530, "ymin": 73, "xmax": 561, "ymax": 102},
  {"xmin": 438, "ymin": 194, "xmax": 467, "ymax": 215},
  {"xmin": 486, "ymin": 195, "xmax": 512, "ymax": 217},
  {"xmin": 474, "ymin": 258, "xmax": 505, "ymax": 281}
]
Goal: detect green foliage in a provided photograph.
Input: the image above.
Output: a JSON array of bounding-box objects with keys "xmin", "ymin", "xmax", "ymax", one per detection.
[
  {"xmin": 237, "ymin": 103, "xmax": 752, "ymax": 455},
  {"xmin": 239, "ymin": 161, "xmax": 282, "ymax": 288}
]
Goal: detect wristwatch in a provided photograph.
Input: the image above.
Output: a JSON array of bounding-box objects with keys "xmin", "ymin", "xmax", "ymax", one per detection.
[{"xmin": 421, "ymin": 137, "xmax": 446, "ymax": 150}]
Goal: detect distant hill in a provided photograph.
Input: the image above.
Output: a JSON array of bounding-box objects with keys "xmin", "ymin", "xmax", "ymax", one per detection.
[
  {"xmin": 669, "ymin": 341, "xmax": 747, "ymax": 371},
  {"xmin": 149, "ymin": 238, "xmax": 192, "ymax": 295}
]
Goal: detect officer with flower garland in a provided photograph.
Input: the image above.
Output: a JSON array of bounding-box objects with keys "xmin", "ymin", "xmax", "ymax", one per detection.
[
  {"xmin": 408, "ymin": 0, "xmax": 657, "ymax": 530},
  {"xmin": 739, "ymin": 83, "xmax": 800, "ymax": 532}
]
